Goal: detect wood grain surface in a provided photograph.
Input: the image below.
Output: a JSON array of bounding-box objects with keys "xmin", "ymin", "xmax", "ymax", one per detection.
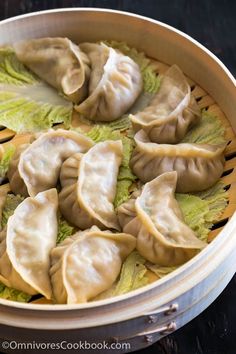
[{"xmin": 0, "ymin": 1, "xmax": 236, "ymax": 354}]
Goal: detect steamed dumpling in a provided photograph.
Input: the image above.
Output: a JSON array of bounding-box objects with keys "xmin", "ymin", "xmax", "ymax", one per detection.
[
  {"xmin": 75, "ymin": 43, "xmax": 143, "ymax": 121},
  {"xmin": 8, "ymin": 129, "xmax": 94, "ymax": 197},
  {"xmin": 14, "ymin": 37, "xmax": 91, "ymax": 103},
  {"xmin": 118, "ymin": 172, "xmax": 206, "ymax": 266},
  {"xmin": 129, "ymin": 65, "xmax": 201, "ymax": 143},
  {"xmin": 7, "ymin": 143, "xmax": 30, "ymax": 196},
  {"xmin": 130, "ymin": 130, "xmax": 225, "ymax": 192},
  {"xmin": 50, "ymin": 226, "xmax": 136, "ymax": 304},
  {"xmin": 0, "ymin": 189, "xmax": 58, "ymax": 298},
  {"xmin": 59, "ymin": 140, "xmax": 123, "ymax": 230}
]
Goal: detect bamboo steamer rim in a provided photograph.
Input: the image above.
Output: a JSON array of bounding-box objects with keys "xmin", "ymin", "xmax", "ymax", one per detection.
[
  {"xmin": 0, "ymin": 220, "xmax": 235, "ymax": 330},
  {"xmin": 0, "ymin": 8, "xmax": 235, "ymax": 315}
]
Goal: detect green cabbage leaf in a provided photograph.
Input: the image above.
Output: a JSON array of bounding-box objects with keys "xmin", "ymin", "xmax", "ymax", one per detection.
[
  {"xmin": 182, "ymin": 109, "xmax": 226, "ymax": 144},
  {"xmin": 1, "ymin": 193, "xmax": 24, "ymax": 229},
  {"xmin": 113, "ymin": 251, "xmax": 149, "ymax": 295},
  {"xmin": 0, "ymin": 145, "xmax": 15, "ymax": 182},
  {"xmin": 0, "ymin": 282, "xmax": 31, "ymax": 302},
  {"xmin": 177, "ymin": 109, "xmax": 227, "ymax": 241},
  {"xmin": 57, "ymin": 215, "xmax": 74, "ymax": 244},
  {"xmin": 0, "ymin": 48, "xmax": 72, "ymax": 133},
  {"xmin": 176, "ymin": 182, "xmax": 228, "ymax": 241},
  {"xmin": 146, "ymin": 263, "xmax": 178, "ymax": 279}
]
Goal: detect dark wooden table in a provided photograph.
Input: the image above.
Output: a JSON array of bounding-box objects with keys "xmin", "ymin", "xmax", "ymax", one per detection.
[{"xmin": 0, "ymin": 1, "xmax": 236, "ymax": 353}]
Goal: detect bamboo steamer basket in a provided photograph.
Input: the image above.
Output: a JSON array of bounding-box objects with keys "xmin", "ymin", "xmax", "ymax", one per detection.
[{"xmin": 0, "ymin": 8, "xmax": 235, "ymax": 354}]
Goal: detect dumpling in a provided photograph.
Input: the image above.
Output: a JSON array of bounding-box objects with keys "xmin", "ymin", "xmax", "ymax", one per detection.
[
  {"xmin": 14, "ymin": 37, "xmax": 91, "ymax": 103},
  {"xmin": 0, "ymin": 189, "xmax": 58, "ymax": 298},
  {"xmin": 130, "ymin": 130, "xmax": 225, "ymax": 192},
  {"xmin": 59, "ymin": 140, "xmax": 123, "ymax": 230},
  {"xmin": 117, "ymin": 190, "xmax": 140, "ymax": 235},
  {"xmin": 129, "ymin": 65, "xmax": 201, "ymax": 143},
  {"xmin": 8, "ymin": 129, "xmax": 94, "ymax": 197},
  {"xmin": 50, "ymin": 226, "xmax": 136, "ymax": 304},
  {"xmin": 118, "ymin": 172, "xmax": 206, "ymax": 266},
  {"xmin": 75, "ymin": 43, "xmax": 143, "ymax": 121},
  {"xmin": 7, "ymin": 144, "xmax": 30, "ymax": 197}
]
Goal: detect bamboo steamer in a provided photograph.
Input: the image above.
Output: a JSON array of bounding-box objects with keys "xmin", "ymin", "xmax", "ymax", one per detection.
[{"xmin": 0, "ymin": 9, "xmax": 235, "ymax": 354}]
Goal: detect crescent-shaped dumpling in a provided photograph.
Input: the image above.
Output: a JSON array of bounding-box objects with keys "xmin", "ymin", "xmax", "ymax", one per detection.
[
  {"xmin": 75, "ymin": 43, "xmax": 143, "ymax": 121},
  {"xmin": 50, "ymin": 226, "xmax": 136, "ymax": 304},
  {"xmin": 8, "ymin": 129, "xmax": 94, "ymax": 197},
  {"xmin": 130, "ymin": 130, "xmax": 225, "ymax": 192},
  {"xmin": 129, "ymin": 65, "xmax": 201, "ymax": 143},
  {"xmin": 59, "ymin": 140, "xmax": 123, "ymax": 230},
  {"xmin": 14, "ymin": 37, "xmax": 91, "ymax": 103},
  {"xmin": 118, "ymin": 172, "xmax": 206, "ymax": 266},
  {"xmin": 0, "ymin": 189, "xmax": 58, "ymax": 298}
]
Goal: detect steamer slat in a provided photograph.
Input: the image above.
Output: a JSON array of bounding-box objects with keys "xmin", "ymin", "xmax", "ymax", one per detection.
[
  {"xmin": 0, "ymin": 183, "xmax": 10, "ymax": 193},
  {"xmin": 207, "ymin": 104, "xmax": 231, "ymax": 127},
  {"xmin": 225, "ymin": 139, "xmax": 236, "ymax": 156},
  {"xmin": 224, "ymin": 158, "xmax": 236, "ymax": 170},
  {"xmin": 220, "ymin": 204, "xmax": 236, "ymax": 220},
  {"xmin": 208, "ymin": 227, "xmax": 224, "ymax": 243},
  {"xmin": 227, "ymin": 183, "xmax": 236, "ymax": 202},
  {"xmin": 0, "ymin": 129, "xmax": 15, "ymax": 143},
  {"xmin": 191, "ymin": 85, "xmax": 207, "ymax": 99},
  {"xmin": 198, "ymin": 95, "xmax": 215, "ymax": 109},
  {"xmin": 222, "ymin": 169, "xmax": 236, "ymax": 185},
  {"xmin": 1, "ymin": 133, "xmax": 32, "ymax": 153}
]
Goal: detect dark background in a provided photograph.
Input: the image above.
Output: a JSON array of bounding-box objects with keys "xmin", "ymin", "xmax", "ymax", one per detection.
[{"xmin": 0, "ymin": 1, "xmax": 236, "ymax": 354}]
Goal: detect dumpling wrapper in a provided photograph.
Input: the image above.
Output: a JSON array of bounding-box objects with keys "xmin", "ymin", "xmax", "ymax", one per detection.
[
  {"xmin": 50, "ymin": 226, "xmax": 136, "ymax": 304},
  {"xmin": 0, "ymin": 188, "xmax": 8, "ymax": 231},
  {"xmin": 75, "ymin": 43, "xmax": 143, "ymax": 121},
  {"xmin": 0, "ymin": 189, "xmax": 58, "ymax": 298},
  {"xmin": 130, "ymin": 65, "xmax": 201, "ymax": 143},
  {"xmin": 8, "ymin": 129, "xmax": 94, "ymax": 197},
  {"xmin": 14, "ymin": 37, "xmax": 91, "ymax": 103},
  {"xmin": 130, "ymin": 130, "xmax": 225, "ymax": 192},
  {"xmin": 7, "ymin": 144, "xmax": 30, "ymax": 197},
  {"xmin": 59, "ymin": 140, "xmax": 123, "ymax": 230},
  {"xmin": 118, "ymin": 172, "xmax": 206, "ymax": 266}
]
